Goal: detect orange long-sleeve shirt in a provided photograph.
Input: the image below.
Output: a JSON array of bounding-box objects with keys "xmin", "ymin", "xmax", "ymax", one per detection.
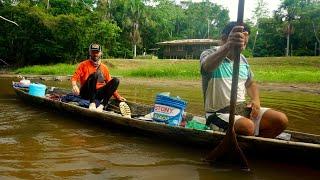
[{"xmin": 71, "ymin": 60, "xmax": 121, "ymax": 100}]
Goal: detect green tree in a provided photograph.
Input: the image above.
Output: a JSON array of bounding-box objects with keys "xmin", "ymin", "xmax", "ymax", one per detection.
[
  {"xmin": 183, "ymin": 1, "xmax": 229, "ymax": 39},
  {"xmin": 298, "ymin": 1, "xmax": 320, "ymax": 55},
  {"xmin": 0, "ymin": 4, "xmax": 57, "ymax": 65},
  {"xmin": 251, "ymin": 0, "xmax": 269, "ymax": 56},
  {"xmin": 253, "ymin": 18, "xmax": 285, "ymax": 57},
  {"xmin": 106, "ymin": 0, "xmax": 143, "ymax": 58},
  {"xmin": 144, "ymin": 0, "xmax": 186, "ymax": 42},
  {"xmin": 0, "ymin": 1, "xmax": 121, "ymax": 65},
  {"xmin": 275, "ymin": 0, "xmax": 307, "ymax": 56}
]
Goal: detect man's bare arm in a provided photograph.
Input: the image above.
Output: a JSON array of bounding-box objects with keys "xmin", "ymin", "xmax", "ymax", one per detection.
[
  {"xmin": 71, "ymin": 80, "xmax": 80, "ymax": 95},
  {"xmin": 247, "ymin": 81, "xmax": 259, "ymax": 102},
  {"xmin": 246, "ymin": 81, "xmax": 261, "ymax": 119},
  {"xmin": 202, "ymin": 43, "xmax": 230, "ymax": 72}
]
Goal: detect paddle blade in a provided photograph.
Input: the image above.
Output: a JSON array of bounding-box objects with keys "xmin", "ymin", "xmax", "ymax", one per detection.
[{"xmin": 205, "ymin": 128, "xmax": 250, "ymax": 170}]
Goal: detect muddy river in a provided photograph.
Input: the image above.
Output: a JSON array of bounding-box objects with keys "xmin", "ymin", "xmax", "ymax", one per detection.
[{"xmin": 0, "ymin": 77, "xmax": 319, "ymax": 179}]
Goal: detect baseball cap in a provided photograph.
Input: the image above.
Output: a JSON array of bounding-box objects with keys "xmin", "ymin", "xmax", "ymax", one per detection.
[{"xmin": 89, "ymin": 43, "xmax": 102, "ymax": 52}]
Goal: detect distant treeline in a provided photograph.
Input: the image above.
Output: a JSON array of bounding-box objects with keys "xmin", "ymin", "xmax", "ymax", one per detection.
[{"xmin": 0, "ymin": 0, "xmax": 319, "ymax": 66}]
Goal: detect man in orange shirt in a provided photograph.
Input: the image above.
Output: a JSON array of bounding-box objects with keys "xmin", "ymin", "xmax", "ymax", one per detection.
[{"xmin": 71, "ymin": 43, "xmax": 126, "ymax": 111}]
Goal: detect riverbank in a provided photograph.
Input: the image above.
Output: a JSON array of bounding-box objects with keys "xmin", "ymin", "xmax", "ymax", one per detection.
[
  {"xmin": 2, "ymin": 56, "xmax": 320, "ymax": 94},
  {"xmin": 10, "ymin": 57, "xmax": 320, "ymax": 83},
  {"xmin": 1, "ymin": 74, "xmax": 319, "ymax": 94}
]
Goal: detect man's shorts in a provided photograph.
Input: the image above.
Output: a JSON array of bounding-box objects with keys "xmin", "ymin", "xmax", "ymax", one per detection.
[{"xmin": 206, "ymin": 107, "xmax": 269, "ymax": 136}]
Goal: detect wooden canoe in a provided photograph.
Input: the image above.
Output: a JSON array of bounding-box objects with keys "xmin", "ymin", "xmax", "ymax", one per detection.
[{"xmin": 12, "ymin": 83, "xmax": 320, "ymax": 166}]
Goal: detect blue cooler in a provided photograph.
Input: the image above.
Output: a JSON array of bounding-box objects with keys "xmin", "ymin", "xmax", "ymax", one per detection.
[
  {"xmin": 152, "ymin": 94, "xmax": 187, "ymax": 126},
  {"xmin": 29, "ymin": 83, "xmax": 47, "ymax": 97}
]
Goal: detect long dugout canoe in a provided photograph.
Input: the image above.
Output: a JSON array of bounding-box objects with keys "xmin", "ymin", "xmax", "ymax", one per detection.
[{"xmin": 12, "ymin": 84, "xmax": 320, "ymax": 166}]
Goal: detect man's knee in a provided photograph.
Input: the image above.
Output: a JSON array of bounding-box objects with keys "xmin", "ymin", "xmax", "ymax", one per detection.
[
  {"xmin": 111, "ymin": 77, "xmax": 120, "ymax": 86},
  {"xmin": 263, "ymin": 110, "xmax": 288, "ymax": 127},
  {"xmin": 106, "ymin": 77, "xmax": 119, "ymax": 91},
  {"xmin": 234, "ymin": 118, "xmax": 255, "ymax": 136},
  {"xmin": 277, "ymin": 112, "xmax": 288, "ymax": 130},
  {"xmin": 259, "ymin": 111, "xmax": 288, "ymax": 138}
]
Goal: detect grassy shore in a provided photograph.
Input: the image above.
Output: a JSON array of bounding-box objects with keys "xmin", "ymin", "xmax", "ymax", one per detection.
[{"xmin": 14, "ymin": 56, "xmax": 320, "ymax": 83}]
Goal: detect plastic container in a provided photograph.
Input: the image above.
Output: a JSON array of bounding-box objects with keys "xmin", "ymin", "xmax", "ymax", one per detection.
[
  {"xmin": 19, "ymin": 79, "xmax": 31, "ymax": 87},
  {"xmin": 152, "ymin": 94, "xmax": 187, "ymax": 126},
  {"xmin": 28, "ymin": 83, "xmax": 47, "ymax": 97}
]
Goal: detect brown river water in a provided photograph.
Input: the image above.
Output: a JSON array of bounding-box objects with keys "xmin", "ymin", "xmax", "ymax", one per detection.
[{"xmin": 0, "ymin": 77, "xmax": 319, "ymax": 179}]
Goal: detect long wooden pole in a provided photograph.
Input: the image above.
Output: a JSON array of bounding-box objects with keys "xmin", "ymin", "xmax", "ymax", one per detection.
[
  {"xmin": 205, "ymin": 0, "xmax": 249, "ymax": 170},
  {"xmin": 229, "ymin": 0, "xmax": 245, "ymax": 136}
]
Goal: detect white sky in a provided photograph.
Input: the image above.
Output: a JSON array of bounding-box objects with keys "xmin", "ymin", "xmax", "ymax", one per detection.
[{"xmin": 176, "ymin": 0, "xmax": 282, "ymax": 21}]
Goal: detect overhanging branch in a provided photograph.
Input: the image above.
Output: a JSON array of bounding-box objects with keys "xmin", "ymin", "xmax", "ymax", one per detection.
[{"xmin": 0, "ymin": 16, "xmax": 19, "ymax": 26}]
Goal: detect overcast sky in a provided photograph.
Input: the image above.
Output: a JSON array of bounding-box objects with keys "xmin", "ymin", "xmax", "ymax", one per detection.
[{"xmin": 176, "ymin": 0, "xmax": 282, "ymax": 21}]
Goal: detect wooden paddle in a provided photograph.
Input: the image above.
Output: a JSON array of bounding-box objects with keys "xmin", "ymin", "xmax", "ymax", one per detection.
[{"xmin": 205, "ymin": 0, "xmax": 249, "ymax": 170}]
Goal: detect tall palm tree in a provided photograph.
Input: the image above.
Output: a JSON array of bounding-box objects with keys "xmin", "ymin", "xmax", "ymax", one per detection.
[
  {"xmin": 276, "ymin": 0, "xmax": 302, "ymax": 56},
  {"xmin": 124, "ymin": 0, "xmax": 143, "ymax": 57}
]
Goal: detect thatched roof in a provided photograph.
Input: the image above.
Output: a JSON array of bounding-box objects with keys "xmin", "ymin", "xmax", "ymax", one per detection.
[{"xmin": 157, "ymin": 39, "xmax": 220, "ymax": 46}]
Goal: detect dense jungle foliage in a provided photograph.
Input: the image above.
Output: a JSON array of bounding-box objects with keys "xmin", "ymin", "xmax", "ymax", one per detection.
[{"xmin": 0, "ymin": 0, "xmax": 319, "ymax": 66}]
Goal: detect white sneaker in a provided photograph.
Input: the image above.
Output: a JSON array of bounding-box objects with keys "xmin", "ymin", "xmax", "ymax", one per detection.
[
  {"xmin": 96, "ymin": 104, "xmax": 104, "ymax": 112},
  {"xmin": 89, "ymin": 103, "xmax": 96, "ymax": 111},
  {"xmin": 119, "ymin": 102, "xmax": 131, "ymax": 118}
]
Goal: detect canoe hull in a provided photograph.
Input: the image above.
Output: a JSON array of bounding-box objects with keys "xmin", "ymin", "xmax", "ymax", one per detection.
[{"xmin": 13, "ymin": 86, "xmax": 320, "ymax": 166}]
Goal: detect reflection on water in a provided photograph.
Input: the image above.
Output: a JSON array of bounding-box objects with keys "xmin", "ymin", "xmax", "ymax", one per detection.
[
  {"xmin": 261, "ymin": 91, "xmax": 320, "ymax": 134},
  {"xmin": 0, "ymin": 77, "xmax": 319, "ymax": 179}
]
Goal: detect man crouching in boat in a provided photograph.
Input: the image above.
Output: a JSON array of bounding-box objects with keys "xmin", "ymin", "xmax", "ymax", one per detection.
[
  {"xmin": 71, "ymin": 43, "xmax": 126, "ymax": 112},
  {"xmin": 200, "ymin": 22, "xmax": 288, "ymax": 138}
]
